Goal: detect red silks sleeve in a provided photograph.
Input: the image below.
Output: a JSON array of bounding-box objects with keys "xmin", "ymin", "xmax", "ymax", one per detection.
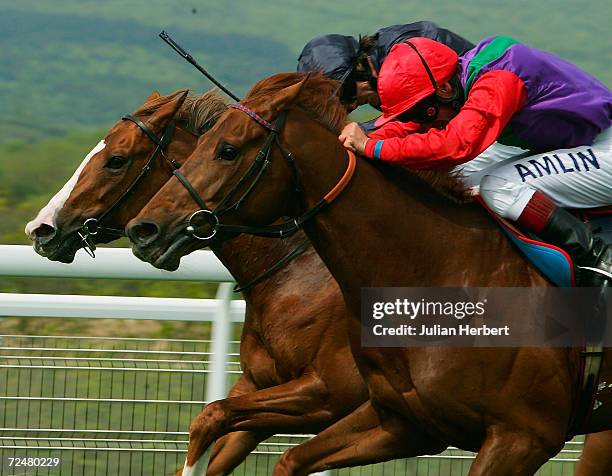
[{"xmin": 363, "ymin": 70, "xmax": 527, "ymax": 169}]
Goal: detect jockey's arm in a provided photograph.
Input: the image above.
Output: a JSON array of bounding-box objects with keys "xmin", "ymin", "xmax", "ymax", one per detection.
[{"xmin": 363, "ymin": 71, "xmax": 527, "ymax": 169}]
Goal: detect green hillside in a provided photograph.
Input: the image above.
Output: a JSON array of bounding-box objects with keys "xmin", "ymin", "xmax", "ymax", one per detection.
[{"xmin": 1, "ymin": 0, "xmax": 610, "ymax": 141}]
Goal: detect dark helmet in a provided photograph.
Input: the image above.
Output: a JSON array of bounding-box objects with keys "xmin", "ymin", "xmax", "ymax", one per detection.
[
  {"xmin": 297, "ymin": 34, "xmax": 359, "ymax": 101},
  {"xmin": 297, "ymin": 34, "xmax": 359, "ymax": 80}
]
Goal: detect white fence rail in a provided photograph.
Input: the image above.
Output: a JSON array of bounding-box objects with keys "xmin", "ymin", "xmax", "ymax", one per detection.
[
  {"xmin": 0, "ymin": 292, "xmax": 245, "ymax": 322},
  {"xmin": 0, "ymin": 245, "xmax": 581, "ymax": 475},
  {"xmin": 0, "ymin": 245, "xmax": 232, "ymax": 281},
  {"xmin": 0, "ymin": 245, "xmax": 238, "ymax": 415}
]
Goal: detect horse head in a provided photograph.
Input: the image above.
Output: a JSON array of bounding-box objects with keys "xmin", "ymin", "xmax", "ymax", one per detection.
[
  {"xmin": 127, "ymin": 72, "xmax": 348, "ymax": 270},
  {"xmin": 25, "ymin": 89, "xmax": 226, "ymax": 262}
]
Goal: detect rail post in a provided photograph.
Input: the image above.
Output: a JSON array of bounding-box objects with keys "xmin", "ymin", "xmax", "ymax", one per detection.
[{"xmin": 206, "ymin": 282, "xmax": 234, "ymax": 403}]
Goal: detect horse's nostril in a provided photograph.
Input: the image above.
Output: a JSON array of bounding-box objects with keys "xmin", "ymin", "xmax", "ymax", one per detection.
[
  {"xmin": 128, "ymin": 221, "xmax": 160, "ymax": 245},
  {"xmin": 33, "ymin": 224, "xmax": 57, "ymax": 244}
]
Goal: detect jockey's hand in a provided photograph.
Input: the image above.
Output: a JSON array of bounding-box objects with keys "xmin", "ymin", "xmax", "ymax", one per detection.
[{"xmin": 339, "ymin": 122, "xmax": 368, "ymax": 155}]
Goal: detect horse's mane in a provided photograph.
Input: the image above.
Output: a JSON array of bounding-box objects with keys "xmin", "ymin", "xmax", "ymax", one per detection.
[
  {"xmin": 179, "ymin": 90, "xmax": 230, "ymax": 134},
  {"xmin": 391, "ymin": 166, "xmax": 472, "ymax": 204},
  {"xmin": 243, "ymin": 72, "xmax": 348, "ymax": 134},
  {"xmin": 134, "ymin": 89, "xmax": 229, "ymax": 135},
  {"xmin": 242, "ymin": 72, "xmax": 471, "ymax": 203},
  {"xmin": 140, "ymin": 80, "xmax": 471, "ymax": 203}
]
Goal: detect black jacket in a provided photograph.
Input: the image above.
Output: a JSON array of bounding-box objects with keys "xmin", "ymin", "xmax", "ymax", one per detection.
[
  {"xmin": 297, "ymin": 22, "xmax": 474, "ymax": 79},
  {"xmin": 368, "ymin": 21, "xmax": 474, "ymax": 73},
  {"xmin": 297, "ymin": 34, "xmax": 359, "ymax": 80}
]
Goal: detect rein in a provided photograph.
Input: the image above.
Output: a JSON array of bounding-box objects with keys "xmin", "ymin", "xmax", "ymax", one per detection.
[
  {"xmin": 233, "ymin": 238, "xmax": 311, "ymax": 293},
  {"xmin": 76, "ymin": 105, "xmax": 314, "ymax": 294},
  {"xmin": 175, "ymin": 105, "xmax": 357, "ymax": 241},
  {"xmin": 77, "ymin": 114, "xmax": 181, "ymax": 257}
]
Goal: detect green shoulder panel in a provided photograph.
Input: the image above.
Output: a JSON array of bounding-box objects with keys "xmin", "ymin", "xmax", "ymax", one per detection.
[{"xmin": 464, "ymin": 36, "xmax": 521, "ymax": 97}]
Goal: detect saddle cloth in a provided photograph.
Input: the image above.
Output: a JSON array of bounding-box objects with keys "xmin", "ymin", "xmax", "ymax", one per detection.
[{"xmin": 478, "ymin": 199, "xmax": 612, "ymax": 287}]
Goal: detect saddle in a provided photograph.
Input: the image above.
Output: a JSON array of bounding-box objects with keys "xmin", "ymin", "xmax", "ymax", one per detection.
[{"xmin": 478, "ymin": 198, "xmax": 612, "ymax": 287}]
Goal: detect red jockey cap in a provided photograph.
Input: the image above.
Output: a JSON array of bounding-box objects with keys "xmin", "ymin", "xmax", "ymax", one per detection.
[{"xmin": 374, "ymin": 37, "xmax": 459, "ymax": 127}]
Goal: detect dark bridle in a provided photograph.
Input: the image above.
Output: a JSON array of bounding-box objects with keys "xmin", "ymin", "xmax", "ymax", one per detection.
[
  {"xmin": 172, "ymin": 103, "xmax": 357, "ymax": 242},
  {"xmin": 75, "ymin": 104, "xmax": 325, "ymax": 294},
  {"xmin": 77, "ymin": 113, "xmax": 183, "ymax": 257},
  {"xmin": 156, "ymin": 33, "xmax": 356, "ymax": 241}
]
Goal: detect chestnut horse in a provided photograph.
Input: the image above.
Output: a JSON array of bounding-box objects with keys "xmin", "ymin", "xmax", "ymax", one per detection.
[
  {"xmin": 127, "ymin": 73, "xmax": 612, "ymax": 475},
  {"xmin": 576, "ymin": 431, "xmax": 612, "ymax": 475},
  {"xmin": 25, "ymin": 90, "xmax": 367, "ymax": 475}
]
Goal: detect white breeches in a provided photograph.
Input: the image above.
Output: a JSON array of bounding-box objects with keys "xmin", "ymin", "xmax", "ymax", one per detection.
[{"xmin": 452, "ymin": 129, "xmax": 612, "ymax": 220}]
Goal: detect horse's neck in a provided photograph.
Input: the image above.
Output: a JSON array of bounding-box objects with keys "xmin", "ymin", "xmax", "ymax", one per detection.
[
  {"xmin": 211, "ymin": 231, "xmax": 308, "ymax": 298},
  {"xmin": 290, "ymin": 124, "xmax": 542, "ymax": 312},
  {"xmin": 170, "ymin": 127, "xmax": 199, "ymax": 162}
]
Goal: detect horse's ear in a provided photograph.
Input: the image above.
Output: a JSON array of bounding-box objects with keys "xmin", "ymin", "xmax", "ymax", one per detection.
[
  {"xmin": 145, "ymin": 90, "xmax": 161, "ymax": 104},
  {"xmin": 147, "ymin": 89, "xmax": 189, "ymax": 128},
  {"xmin": 269, "ymin": 75, "xmax": 310, "ymax": 112}
]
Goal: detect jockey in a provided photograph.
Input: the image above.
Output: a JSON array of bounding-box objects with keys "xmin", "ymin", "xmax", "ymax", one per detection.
[
  {"xmin": 338, "ymin": 36, "xmax": 612, "ymax": 287},
  {"xmin": 297, "ymin": 22, "xmax": 474, "ymax": 118}
]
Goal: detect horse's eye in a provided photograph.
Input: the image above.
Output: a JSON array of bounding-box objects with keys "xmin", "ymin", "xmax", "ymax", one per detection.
[
  {"xmin": 217, "ymin": 145, "xmax": 240, "ymax": 162},
  {"xmin": 106, "ymin": 156, "xmax": 128, "ymax": 170}
]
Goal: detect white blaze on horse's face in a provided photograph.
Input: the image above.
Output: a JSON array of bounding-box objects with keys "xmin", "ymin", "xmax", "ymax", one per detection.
[{"xmin": 25, "ymin": 140, "xmax": 106, "ymax": 239}]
